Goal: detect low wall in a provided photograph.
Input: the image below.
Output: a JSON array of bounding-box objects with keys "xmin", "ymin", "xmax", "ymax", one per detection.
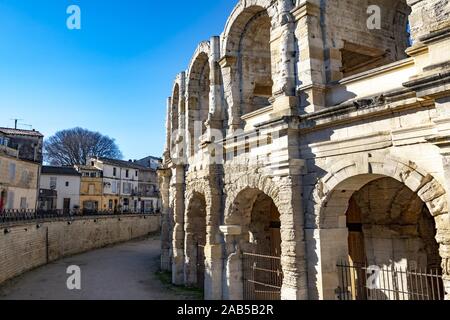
[{"xmin": 0, "ymin": 214, "xmax": 160, "ymax": 285}]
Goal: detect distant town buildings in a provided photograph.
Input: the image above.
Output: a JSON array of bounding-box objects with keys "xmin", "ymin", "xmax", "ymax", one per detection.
[
  {"xmin": 0, "ymin": 128, "xmax": 43, "ymax": 211},
  {"xmin": 39, "ymin": 166, "xmax": 81, "ymax": 213},
  {"xmin": 0, "ymin": 126, "xmax": 162, "ymax": 215},
  {"xmin": 87, "ymin": 157, "xmax": 162, "ymax": 213}
]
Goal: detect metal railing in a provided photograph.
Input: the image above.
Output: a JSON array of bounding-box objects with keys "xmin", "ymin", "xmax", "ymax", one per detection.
[
  {"xmin": 243, "ymin": 252, "xmax": 283, "ymax": 300},
  {"xmin": 0, "ymin": 209, "xmax": 160, "ymax": 225},
  {"xmin": 337, "ymin": 262, "xmax": 445, "ymax": 300}
]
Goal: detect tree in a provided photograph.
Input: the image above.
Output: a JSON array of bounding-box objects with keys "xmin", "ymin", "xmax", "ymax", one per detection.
[{"xmin": 44, "ymin": 128, "xmax": 123, "ymax": 166}]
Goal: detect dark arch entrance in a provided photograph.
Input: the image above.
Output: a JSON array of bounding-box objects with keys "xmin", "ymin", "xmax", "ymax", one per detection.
[
  {"xmin": 230, "ymin": 188, "xmax": 283, "ymax": 300},
  {"xmin": 330, "ymin": 177, "xmax": 444, "ymax": 300},
  {"xmin": 184, "ymin": 192, "xmax": 207, "ymax": 290}
]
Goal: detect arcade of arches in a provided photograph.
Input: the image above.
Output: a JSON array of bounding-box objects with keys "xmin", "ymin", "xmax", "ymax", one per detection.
[{"xmin": 158, "ymin": 0, "xmax": 450, "ymax": 300}]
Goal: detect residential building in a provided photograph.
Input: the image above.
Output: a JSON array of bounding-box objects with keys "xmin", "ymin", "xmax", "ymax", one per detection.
[
  {"xmin": 136, "ymin": 166, "xmax": 161, "ymax": 213},
  {"xmin": 89, "ymin": 157, "xmax": 141, "ymax": 213},
  {"xmin": 0, "ymin": 128, "xmax": 42, "ymax": 211},
  {"xmin": 134, "ymin": 156, "xmax": 162, "ymax": 170},
  {"xmin": 0, "ymin": 127, "xmax": 44, "ymax": 163},
  {"xmin": 75, "ymin": 165, "xmax": 106, "ymax": 213},
  {"xmin": 39, "ymin": 166, "xmax": 81, "ymax": 213}
]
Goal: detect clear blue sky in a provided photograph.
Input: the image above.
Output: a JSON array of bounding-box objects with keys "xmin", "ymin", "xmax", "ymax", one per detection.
[{"xmin": 0, "ymin": 0, "xmax": 236, "ymax": 160}]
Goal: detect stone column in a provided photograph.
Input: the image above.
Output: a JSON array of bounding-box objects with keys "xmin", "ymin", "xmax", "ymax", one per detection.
[
  {"xmin": 204, "ymin": 165, "xmax": 224, "ymax": 300},
  {"xmin": 407, "ymin": 0, "xmax": 450, "ymax": 44},
  {"xmin": 208, "ymin": 36, "xmax": 223, "ymax": 125},
  {"xmin": 291, "ymin": 1, "xmax": 326, "ymax": 113},
  {"xmin": 178, "ymin": 72, "xmax": 186, "ymax": 134},
  {"xmin": 272, "ymin": 0, "xmax": 298, "ymax": 117},
  {"xmin": 219, "ymin": 55, "xmax": 241, "ymax": 134},
  {"xmin": 157, "ymin": 168, "xmax": 172, "ymax": 271},
  {"xmin": 171, "ymin": 165, "xmax": 186, "ymax": 285},
  {"xmin": 220, "ymin": 225, "xmax": 243, "ymax": 300}
]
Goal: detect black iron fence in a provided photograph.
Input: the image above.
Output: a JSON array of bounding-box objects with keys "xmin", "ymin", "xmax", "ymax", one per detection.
[
  {"xmin": 337, "ymin": 262, "xmax": 445, "ymax": 300},
  {"xmin": 0, "ymin": 209, "xmax": 160, "ymax": 225},
  {"xmin": 243, "ymin": 252, "xmax": 283, "ymax": 300}
]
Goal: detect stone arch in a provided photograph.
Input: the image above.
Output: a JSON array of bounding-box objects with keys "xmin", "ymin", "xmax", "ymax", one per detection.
[
  {"xmin": 224, "ymin": 173, "xmax": 283, "ymax": 225},
  {"xmin": 171, "ymin": 82, "xmax": 180, "ymax": 133},
  {"xmin": 220, "ymin": 1, "xmax": 279, "ymax": 128},
  {"xmin": 313, "ymin": 154, "xmax": 448, "ymax": 228},
  {"xmin": 222, "ymin": 0, "xmax": 277, "ymax": 57},
  {"xmin": 186, "ymin": 42, "xmax": 211, "ymax": 156},
  {"xmin": 170, "ymin": 73, "xmax": 187, "ymax": 163},
  {"xmin": 222, "ymin": 172, "xmax": 307, "ymax": 300},
  {"xmin": 184, "ymin": 191, "xmax": 207, "ymax": 288},
  {"xmin": 185, "ymin": 177, "xmax": 223, "ymax": 298},
  {"xmin": 309, "ymin": 153, "xmax": 449, "ymax": 299}
]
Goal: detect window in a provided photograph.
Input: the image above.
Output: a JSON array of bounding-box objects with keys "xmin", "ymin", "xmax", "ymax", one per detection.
[
  {"xmin": 90, "ymin": 172, "xmax": 97, "ymax": 178},
  {"xmin": 7, "ymin": 191, "xmax": 14, "ymax": 209},
  {"xmin": 65, "ymin": 181, "xmax": 69, "ymax": 187},
  {"xmin": 123, "ymin": 182, "xmax": 131, "ymax": 194},
  {"xmin": 20, "ymin": 170, "xmax": 29, "ymax": 185},
  {"xmin": 126, "ymin": 170, "xmax": 129, "ymax": 178},
  {"xmin": 109, "ymin": 200, "xmax": 113, "ymax": 210},
  {"xmin": 9, "ymin": 163, "xmax": 16, "ymax": 182},
  {"xmin": 135, "ymin": 171, "xmax": 138, "ymax": 177},
  {"xmin": 20, "ymin": 197, "xmax": 27, "ymax": 209},
  {"xmin": 113, "ymin": 167, "xmax": 117, "ymax": 177},
  {"xmin": 0, "ymin": 136, "xmax": 9, "ymax": 146},
  {"xmin": 50, "ymin": 177, "xmax": 57, "ymax": 189},
  {"xmin": 88, "ymin": 184, "xmax": 95, "ymax": 195},
  {"xmin": 112, "ymin": 182, "xmax": 117, "ymax": 193}
]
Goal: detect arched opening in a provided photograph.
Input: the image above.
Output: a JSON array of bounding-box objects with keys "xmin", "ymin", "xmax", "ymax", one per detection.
[
  {"xmin": 187, "ymin": 52, "xmax": 210, "ymax": 156},
  {"xmin": 185, "ymin": 192, "xmax": 207, "ymax": 290},
  {"xmin": 226, "ymin": 6, "xmax": 273, "ymax": 118},
  {"xmin": 239, "ymin": 10, "xmax": 272, "ymax": 115},
  {"xmin": 230, "ymin": 188, "xmax": 282, "ymax": 300},
  {"xmin": 171, "ymin": 84, "xmax": 180, "ymax": 135},
  {"xmin": 319, "ymin": 175, "xmax": 444, "ymax": 300},
  {"xmin": 328, "ymin": 0, "xmax": 412, "ymax": 79}
]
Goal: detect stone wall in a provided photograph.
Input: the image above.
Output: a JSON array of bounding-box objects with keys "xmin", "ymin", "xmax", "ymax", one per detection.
[{"xmin": 0, "ymin": 214, "xmax": 160, "ymax": 285}]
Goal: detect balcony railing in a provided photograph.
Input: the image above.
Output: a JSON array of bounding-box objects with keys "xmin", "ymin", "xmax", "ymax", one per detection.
[{"xmin": 0, "ymin": 209, "xmax": 160, "ymax": 225}]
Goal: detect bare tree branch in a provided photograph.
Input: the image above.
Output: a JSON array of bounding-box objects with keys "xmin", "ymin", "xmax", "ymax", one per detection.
[{"xmin": 44, "ymin": 127, "xmax": 123, "ymax": 166}]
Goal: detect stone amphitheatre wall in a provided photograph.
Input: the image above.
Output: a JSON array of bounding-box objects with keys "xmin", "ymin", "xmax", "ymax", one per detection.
[{"xmin": 0, "ymin": 214, "xmax": 160, "ymax": 285}]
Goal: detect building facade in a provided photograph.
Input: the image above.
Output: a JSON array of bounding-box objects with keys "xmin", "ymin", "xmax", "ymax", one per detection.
[
  {"xmin": 75, "ymin": 165, "xmax": 105, "ymax": 212},
  {"xmin": 39, "ymin": 166, "xmax": 81, "ymax": 212},
  {"xmin": 159, "ymin": 0, "xmax": 450, "ymax": 300},
  {"xmin": 89, "ymin": 157, "xmax": 140, "ymax": 213},
  {"xmin": 0, "ymin": 128, "xmax": 42, "ymax": 211}
]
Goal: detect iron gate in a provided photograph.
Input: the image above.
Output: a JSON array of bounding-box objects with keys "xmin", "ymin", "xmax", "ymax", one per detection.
[
  {"xmin": 243, "ymin": 252, "xmax": 283, "ymax": 300},
  {"xmin": 337, "ymin": 262, "xmax": 445, "ymax": 300}
]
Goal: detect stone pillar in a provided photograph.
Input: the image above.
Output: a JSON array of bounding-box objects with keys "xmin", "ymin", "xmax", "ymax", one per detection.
[
  {"xmin": 171, "ymin": 165, "xmax": 186, "ymax": 285},
  {"xmin": 158, "ymin": 168, "xmax": 172, "ymax": 271},
  {"xmin": 292, "ymin": 1, "xmax": 326, "ymax": 113},
  {"xmin": 219, "ymin": 55, "xmax": 241, "ymax": 134},
  {"xmin": 278, "ymin": 178, "xmax": 309, "ymax": 300},
  {"xmin": 178, "ymin": 72, "xmax": 186, "ymax": 134},
  {"xmin": 204, "ymin": 166, "xmax": 224, "ymax": 300},
  {"xmin": 220, "ymin": 225, "xmax": 243, "ymax": 300},
  {"xmin": 272, "ymin": 0, "xmax": 298, "ymax": 117},
  {"xmin": 407, "ymin": 0, "xmax": 450, "ymax": 44}
]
